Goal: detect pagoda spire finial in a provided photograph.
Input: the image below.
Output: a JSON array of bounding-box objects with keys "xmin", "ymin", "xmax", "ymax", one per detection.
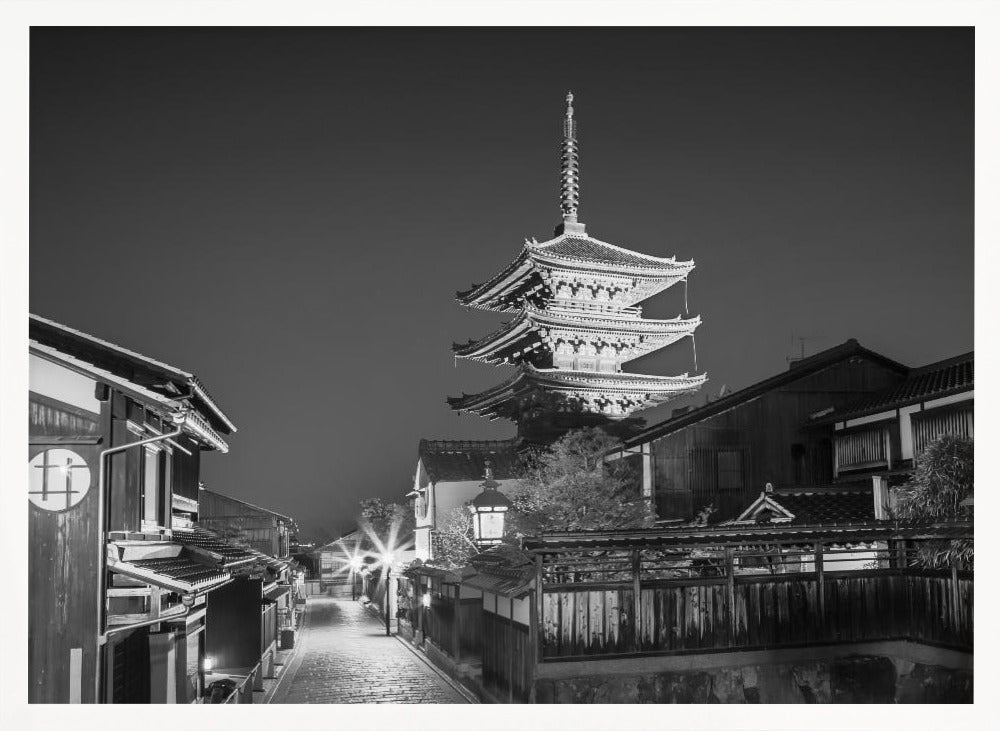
[{"xmin": 557, "ymin": 90, "xmax": 585, "ymax": 235}]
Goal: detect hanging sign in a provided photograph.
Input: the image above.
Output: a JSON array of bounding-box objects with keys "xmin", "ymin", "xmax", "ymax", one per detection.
[{"xmin": 28, "ymin": 448, "xmax": 92, "ymax": 511}]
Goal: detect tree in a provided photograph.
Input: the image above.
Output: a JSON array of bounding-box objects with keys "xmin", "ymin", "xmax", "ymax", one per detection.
[
  {"xmin": 509, "ymin": 427, "xmax": 654, "ymax": 534},
  {"xmin": 430, "ymin": 507, "xmax": 481, "ymax": 568},
  {"xmin": 893, "ymin": 434, "xmax": 973, "ymax": 568},
  {"xmin": 357, "ymin": 497, "xmax": 415, "ymax": 555}
]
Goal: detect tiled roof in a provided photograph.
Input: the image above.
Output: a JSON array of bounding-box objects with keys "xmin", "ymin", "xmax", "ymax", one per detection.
[
  {"xmin": 129, "ymin": 556, "xmax": 230, "ymax": 588},
  {"xmin": 107, "ymin": 542, "xmax": 231, "ymax": 593},
  {"xmin": 463, "ymin": 570, "xmax": 533, "ymax": 598},
  {"xmin": 770, "ymin": 486, "xmax": 875, "ymax": 525},
  {"xmin": 535, "ymin": 235, "xmax": 683, "ymax": 269},
  {"xmin": 172, "ymin": 526, "xmax": 261, "ymax": 568},
  {"xmin": 619, "ymin": 339, "xmax": 909, "ymax": 449},
  {"xmin": 418, "ymin": 439, "xmax": 522, "ymax": 483},
  {"xmin": 29, "ymin": 313, "xmax": 236, "ymax": 435},
  {"xmin": 830, "ymin": 353, "xmax": 973, "ymax": 421},
  {"xmin": 465, "ymin": 545, "xmax": 535, "ymax": 597}
]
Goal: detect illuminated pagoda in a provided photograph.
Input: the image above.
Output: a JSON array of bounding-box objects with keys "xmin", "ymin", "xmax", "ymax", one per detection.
[{"xmin": 449, "ymin": 93, "xmax": 707, "ymax": 442}]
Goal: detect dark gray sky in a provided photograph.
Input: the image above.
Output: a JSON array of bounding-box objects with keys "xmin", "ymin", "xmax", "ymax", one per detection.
[{"xmin": 30, "ymin": 28, "xmax": 973, "ymax": 542}]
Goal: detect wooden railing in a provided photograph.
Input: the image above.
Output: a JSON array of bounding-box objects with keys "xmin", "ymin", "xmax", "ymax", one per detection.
[
  {"xmin": 221, "ymin": 660, "xmax": 263, "ymax": 704},
  {"xmin": 540, "ymin": 557, "xmax": 972, "ymax": 659}
]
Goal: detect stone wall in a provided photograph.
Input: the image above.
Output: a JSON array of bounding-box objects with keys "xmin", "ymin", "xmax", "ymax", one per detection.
[{"xmin": 535, "ymin": 654, "xmax": 972, "ymax": 703}]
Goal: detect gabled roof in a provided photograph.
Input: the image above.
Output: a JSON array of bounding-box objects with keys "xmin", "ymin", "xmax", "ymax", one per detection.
[
  {"xmin": 418, "ymin": 439, "xmax": 522, "ymax": 483},
  {"xmin": 29, "ymin": 314, "xmax": 236, "ymax": 435},
  {"xmin": 618, "ymin": 339, "xmax": 908, "ymax": 449},
  {"xmin": 731, "ymin": 483, "xmax": 875, "ymax": 526},
  {"xmin": 815, "ymin": 352, "xmax": 973, "ymax": 423}
]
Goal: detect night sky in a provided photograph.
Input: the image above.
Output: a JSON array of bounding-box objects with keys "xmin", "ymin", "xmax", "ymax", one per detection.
[{"xmin": 30, "ymin": 28, "xmax": 973, "ymax": 542}]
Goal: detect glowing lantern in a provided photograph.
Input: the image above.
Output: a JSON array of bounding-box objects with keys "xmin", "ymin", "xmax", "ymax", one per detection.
[{"xmin": 468, "ymin": 460, "xmax": 512, "ymax": 546}]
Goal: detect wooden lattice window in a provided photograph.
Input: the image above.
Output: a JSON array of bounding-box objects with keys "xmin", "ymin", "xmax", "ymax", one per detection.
[
  {"xmin": 912, "ymin": 404, "xmax": 973, "ymax": 457},
  {"xmin": 835, "ymin": 424, "xmax": 888, "ymax": 472}
]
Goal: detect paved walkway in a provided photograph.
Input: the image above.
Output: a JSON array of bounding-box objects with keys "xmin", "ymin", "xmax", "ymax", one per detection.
[{"xmin": 269, "ymin": 596, "xmax": 469, "ymax": 704}]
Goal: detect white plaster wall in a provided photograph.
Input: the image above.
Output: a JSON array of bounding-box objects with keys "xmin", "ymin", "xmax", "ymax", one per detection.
[
  {"xmin": 30, "ymin": 353, "xmax": 100, "ymax": 414},
  {"xmin": 512, "ymin": 595, "xmax": 531, "ymax": 626}
]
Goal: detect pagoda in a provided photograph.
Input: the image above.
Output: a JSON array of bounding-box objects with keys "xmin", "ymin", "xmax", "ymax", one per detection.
[{"xmin": 448, "ymin": 93, "xmax": 707, "ymax": 443}]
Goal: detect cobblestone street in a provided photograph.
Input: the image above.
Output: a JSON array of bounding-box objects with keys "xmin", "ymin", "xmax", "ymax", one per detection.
[{"xmin": 269, "ymin": 596, "xmax": 470, "ymax": 704}]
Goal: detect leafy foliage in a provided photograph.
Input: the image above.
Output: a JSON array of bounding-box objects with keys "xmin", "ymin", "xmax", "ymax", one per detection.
[
  {"xmin": 430, "ymin": 507, "xmax": 481, "ymax": 568},
  {"xmin": 893, "ymin": 434, "xmax": 973, "ymax": 568},
  {"xmin": 509, "ymin": 427, "xmax": 654, "ymax": 534}
]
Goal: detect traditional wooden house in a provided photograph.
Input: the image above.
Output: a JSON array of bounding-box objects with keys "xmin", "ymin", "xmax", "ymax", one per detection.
[
  {"xmin": 607, "ymin": 339, "xmax": 910, "ymax": 522},
  {"xmin": 28, "ymin": 314, "xmax": 236, "ymax": 703},
  {"xmin": 805, "ymin": 351, "xmax": 973, "ymax": 489},
  {"xmin": 315, "ymin": 528, "xmax": 362, "ymax": 590},
  {"xmin": 189, "ymin": 490, "xmax": 299, "ymax": 662},
  {"xmin": 198, "ymin": 488, "xmax": 297, "ymax": 559},
  {"xmin": 409, "ymin": 439, "xmax": 522, "ymax": 562}
]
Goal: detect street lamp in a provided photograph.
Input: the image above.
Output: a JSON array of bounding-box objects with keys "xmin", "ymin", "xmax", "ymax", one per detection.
[
  {"xmin": 349, "ymin": 556, "xmax": 363, "ymax": 601},
  {"xmin": 380, "ymin": 551, "xmax": 394, "ymax": 636},
  {"xmin": 468, "ymin": 460, "xmax": 513, "ymax": 547}
]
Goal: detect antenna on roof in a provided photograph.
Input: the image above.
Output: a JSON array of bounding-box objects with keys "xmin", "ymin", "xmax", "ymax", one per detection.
[
  {"xmin": 556, "ymin": 91, "xmax": 586, "ymax": 236},
  {"xmin": 787, "ymin": 334, "xmax": 822, "ymax": 368}
]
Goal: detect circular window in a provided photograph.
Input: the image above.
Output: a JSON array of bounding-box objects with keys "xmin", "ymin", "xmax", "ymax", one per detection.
[{"xmin": 29, "ymin": 448, "xmax": 92, "ymax": 511}]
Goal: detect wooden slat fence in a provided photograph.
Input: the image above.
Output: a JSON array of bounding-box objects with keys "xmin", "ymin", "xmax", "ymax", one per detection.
[
  {"xmin": 423, "ymin": 594, "xmax": 455, "ymax": 654},
  {"xmin": 481, "ymin": 611, "xmax": 531, "ymax": 702},
  {"xmin": 541, "ymin": 568, "xmax": 972, "ymax": 659},
  {"xmin": 457, "ymin": 598, "xmax": 483, "ymax": 659}
]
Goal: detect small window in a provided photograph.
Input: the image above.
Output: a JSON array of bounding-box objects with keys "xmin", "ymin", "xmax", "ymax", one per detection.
[{"xmin": 142, "ymin": 445, "xmax": 164, "ymax": 528}]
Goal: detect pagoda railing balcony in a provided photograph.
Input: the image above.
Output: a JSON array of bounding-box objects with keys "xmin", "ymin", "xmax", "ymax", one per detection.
[{"xmin": 546, "ymin": 301, "xmax": 643, "ymax": 318}]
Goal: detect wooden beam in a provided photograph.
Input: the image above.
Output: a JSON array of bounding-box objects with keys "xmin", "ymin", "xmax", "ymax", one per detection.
[
  {"xmin": 534, "ymin": 554, "xmax": 544, "ymax": 664},
  {"xmin": 814, "ymin": 542, "xmax": 825, "ymax": 629},
  {"xmin": 632, "ymin": 550, "xmax": 642, "ymax": 650},
  {"xmin": 725, "ymin": 547, "xmax": 735, "ymax": 645}
]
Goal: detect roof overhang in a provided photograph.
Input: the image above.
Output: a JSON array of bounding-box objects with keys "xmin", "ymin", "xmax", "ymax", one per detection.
[
  {"xmin": 30, "ymin": 340, "xmax": 230, "ymax": 452},
  {"xmin": 107, "ymin": 540, "xmax": 232, "ymax": 594}
]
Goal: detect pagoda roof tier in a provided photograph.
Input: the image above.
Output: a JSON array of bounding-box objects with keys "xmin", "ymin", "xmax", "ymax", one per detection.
[
  {"xmin": 456, "ymin": 233, "xmax": 695, "ymax": 313},
  {"xmin": 447, "ymin": 364, "xmax": 707, "ymax": 421},
  {"xmin": 453, "ymin": 304, "xmax": 701, "ymax": 365}
]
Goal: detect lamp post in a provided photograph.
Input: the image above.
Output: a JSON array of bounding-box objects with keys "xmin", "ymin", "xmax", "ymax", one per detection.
[
  {"xmin": 349, "ymin": 556, "xmax": 363, "ymax": 601},
  {"xmin": 380, "ymin": 552, "xmax": 394, "ymax": 636},
  {"xmin": 468, "ymin": 460, "xmax": 513, "ymax": 547}
]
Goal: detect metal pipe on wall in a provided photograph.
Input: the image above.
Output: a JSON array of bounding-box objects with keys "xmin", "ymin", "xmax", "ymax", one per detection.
[{"xmin": 93, "ymin": 411, "xmax": 187, "ymax": 702}]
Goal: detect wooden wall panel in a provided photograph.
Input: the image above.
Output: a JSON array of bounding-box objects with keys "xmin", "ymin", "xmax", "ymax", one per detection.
[
  {"xmin": 539, "ymin": 570, "xmax": 970, "ymax": 661},
  {"xmin": 28, "ymin": 431, "xmax": 104, "ymax": 702},
  {"xmin": 171, "ymin": 437, "xmax": 201, "ymax": 503},
  {"xmin": 205, "ymin": 579, "xmax": 264, "ymax": 671},
  {"xmin": 647, "ymin": 357, "xmax": 907, "ymax": 521}
]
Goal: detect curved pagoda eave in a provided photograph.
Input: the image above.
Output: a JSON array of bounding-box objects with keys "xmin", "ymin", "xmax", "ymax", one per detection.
[
  {"xmin": 447, "ymin": 366, "xmax": 708, "ymax": 419},
  {"xmin": 453, "ymin": 307, "xmax": 702, "ymax": 365},
  {"xmin": 457, "ymin": 233, "xmax": 696, "ymax": 313}
]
